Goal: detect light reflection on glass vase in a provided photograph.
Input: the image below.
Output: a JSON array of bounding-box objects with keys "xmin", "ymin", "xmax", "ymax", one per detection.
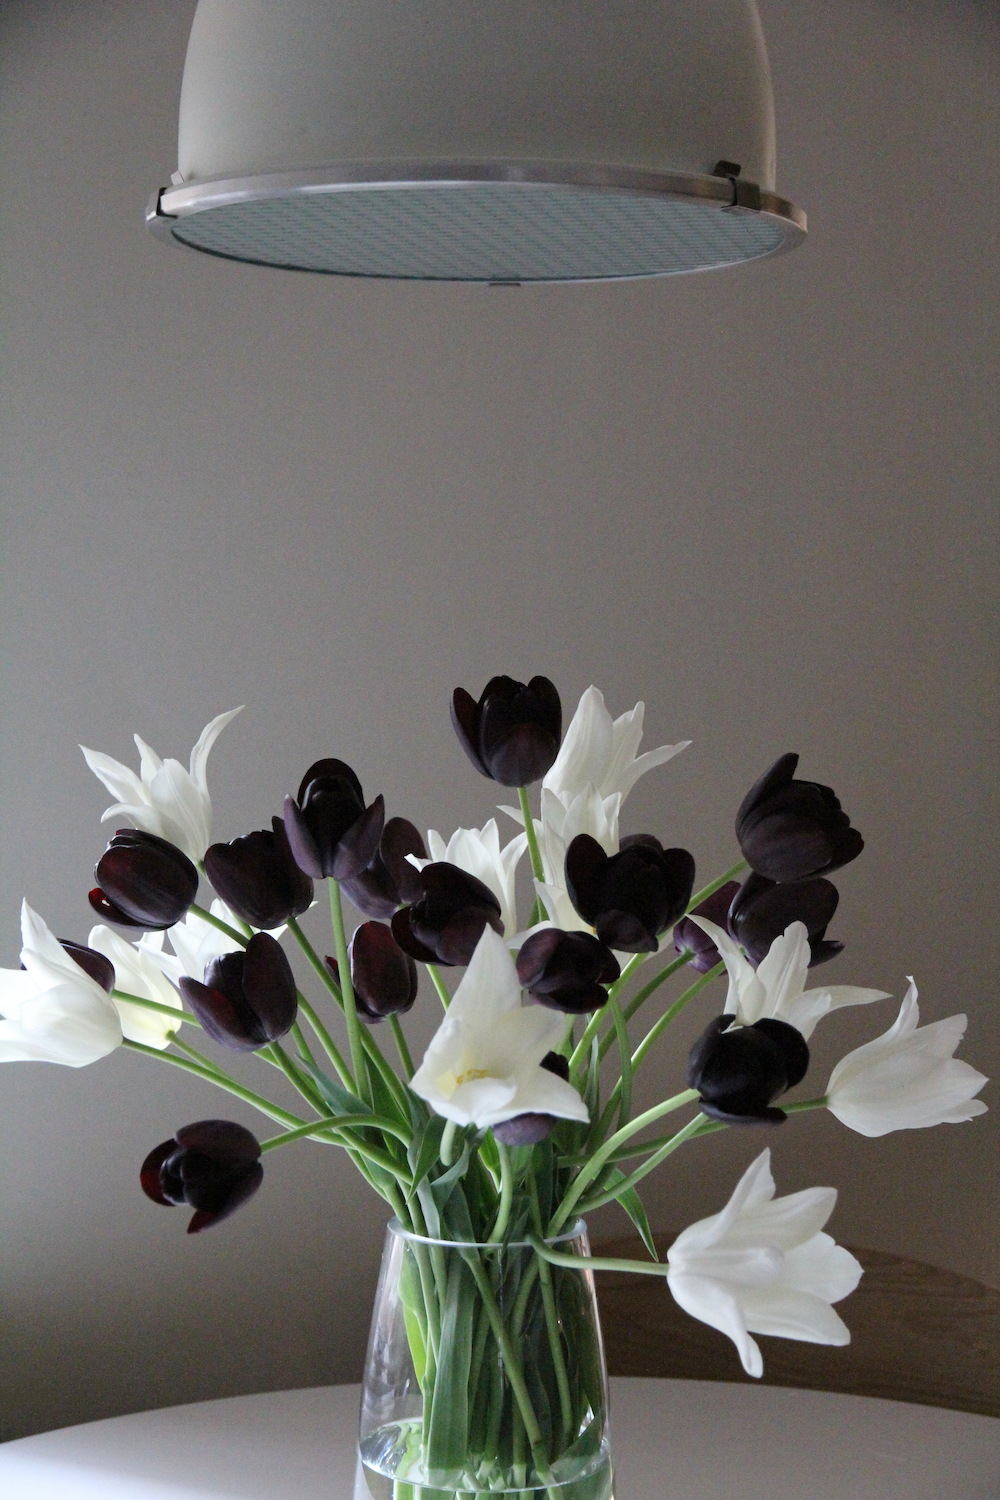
[{"xmin": 356, "ymin": 1219, "xmax": 614, "ymax": 1500}]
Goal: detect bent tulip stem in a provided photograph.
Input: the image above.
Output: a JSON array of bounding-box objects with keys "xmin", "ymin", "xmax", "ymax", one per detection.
[
  {"xmin": 390, "ymin": 1014, "xmax": 414, "ymax": 1079},
  {"xmin": 188, "ymin": 902, "xmax": 247, "ymax": 947},
  {"xmin": 487, "ymin": 1142, "xmax": 514, "ymax": 1244},
  {"xmin": 112, "ymin": 987, "xmax": 200, "ymax": 1030},
  {"xmin": 529, "ymin": 1236, "xmax": 670, "ymax": 1278},
  {"xmin": 294, "ymin": 992, "xmax": 355, "ymax": 1091},
  {"xmin": 426, "ymin": 963, "xmax": 451, "ymax": 1011},
  {"xmin": 576, "ymin": 1114, "xmax": 718, "ymax": 1213},
  {"xmin": 686, "ymin": 859, "xmax": 748, "ymax": 913},
  {"xmin": 631, "ymin": 962, "xmax": 724, "ymax": 1073},
  {"xmin": 122, "ymin": 1037, "xmax": 305, "ymax": 1128}
]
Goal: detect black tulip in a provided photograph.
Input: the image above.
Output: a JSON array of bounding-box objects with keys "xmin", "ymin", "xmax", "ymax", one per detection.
[
  {"xmin": 565, "ymin": 833, "xmax": 695, "ymax": 953},
  {"xmin": 672, "ymin": 881, "xmax": 742, "ymax": 973},
  {"xmin": 283, "ymin": 759, "xmax": 384, "ymax": 881},
  {"xmin": 141, "ymin": 1120, "xmax": 262, "ymax": 1233},
  {"xmin": 728, "ymin": 871, "xmax": 843, "ymax": 969},
  {"xmin": 517, "ymin": 929, "xmax": 620, "ymax": 1013},
  {"xmin": 178, "ymin": 933, "xmax": 297, "ymax": 1050},
  {"xmin": 451, "ymin": 675, "xmax": 562, "ymax": 787},
  {"xmin": 205, "ymin": 817, "xmax": 314, "ymax": 930},
  {"xmin": 58, "ymin": 940, "xmax": 116, "ymax": 993},
  {"xmin": 391, "ymin": 863, "xmax": 503, "ymax": 966},
  {"xmin": 687, "ymin": 1014, "xmax": 810, "ymax": 1125},
  {"xmin": 90, "ymin": 829, "xmax": 199, "ymax": 930},
  {"xmin": 341, "ymin": 817, "xmax": 428, "ymax": 919},
  {"xmin": 736, "ymin": 753, "xmax": 864, "ymax": 883},
  {"xmin": 492, "ymin": 1052, "xmax": 571, "ymax": 1146},
  {"xmin": 346, "ymin": 921, "xmax": 418, "ymax": 1022}
]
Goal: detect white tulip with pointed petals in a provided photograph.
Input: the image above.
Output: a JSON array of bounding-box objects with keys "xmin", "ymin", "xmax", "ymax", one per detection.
[
  {"xmin": 692, "ymin": 916, "xmax": 889, "ymax": 1041},
  {"xmin": 826, "ymin": 979, "xmax": 988, "ymax": 1137},
  {"xmin": 410, "ymin": 927, "xmax": 589, "ymax": 1130},
  {"xmin": 666, "ymin": 1149, "xmax": 862, "ymax": 1377},
  {"xmin": 543, "ymin": 686, "xmax": 689, "ymax": 806},
  {"xmin": 0, "ymin": 902, "xmax": 122, "ymax": 1066},
  {"xmin": 80, "ymin": 707, "xmax": 243, "ymax": 863},
  {"xmin": 88, "ymin": 925, "xmax": 183, "ymax": 1049},
  {"xmin": 409, "ymin": 821, "xmax": 528, "ymax": 938}
]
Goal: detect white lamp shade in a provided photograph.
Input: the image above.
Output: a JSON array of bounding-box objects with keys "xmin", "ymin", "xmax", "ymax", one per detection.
[{"xmin": 148, "ymin": 0, "xmax": 806, "ymax": 282}]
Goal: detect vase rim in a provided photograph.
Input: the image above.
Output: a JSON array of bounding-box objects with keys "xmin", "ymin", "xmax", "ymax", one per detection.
[{"xmin": 387, "ymin": 1215, "xmax": 587, "ymax": 1250}]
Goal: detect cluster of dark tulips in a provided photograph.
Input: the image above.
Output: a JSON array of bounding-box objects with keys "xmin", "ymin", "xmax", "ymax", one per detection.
[{"xmin": 75, "ymin": 674, "xmax": 863, "ymax": 1230}]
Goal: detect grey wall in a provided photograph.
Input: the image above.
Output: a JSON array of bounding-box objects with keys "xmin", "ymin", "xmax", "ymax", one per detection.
[{"xmin": 1, "ymin": 0, "xmax": 996, "ymax": 1442}]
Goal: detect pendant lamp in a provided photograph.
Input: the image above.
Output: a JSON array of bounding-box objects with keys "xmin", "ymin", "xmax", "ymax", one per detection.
[{"xmin": 146, "ymin": 0, "xmax": 806, "ymax": 283}]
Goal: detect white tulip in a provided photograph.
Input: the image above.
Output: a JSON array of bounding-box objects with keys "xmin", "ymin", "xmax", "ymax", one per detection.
[
  {"xmin": 80, "ymin": 707, "xmax": 242, "ymax": 863},
  {"xmin": 692, "ymin": 916, "xmax": 889, "ymax": 1041},
  {"xmin": 410, "ymin": 820, "xmax": 527, "ymax": 937},
  {"xmin": 667, "ymin": 1149, "xmax": 862, "ymax": 1377},
  {"xmin": 542, "ymin": 686, "xmax": 689, "ymax": 806},
  {"xmin": 0, "ymin": 902, "xmax": 122, "ymax": 1066},
  {"xmin": 410, "ymin": 927, "xmax": 589, "ymax": 1130},
  {"xmin": 139, "ymin": 900, "xmax": 251, "ymax": 984},
  {"xmin": 826, "ymin": 979, "xmax": 988, "ymax": 1137},
  {"xmin": 88, "ymin": 925, "xmax": 183, "ymax": 1049}
]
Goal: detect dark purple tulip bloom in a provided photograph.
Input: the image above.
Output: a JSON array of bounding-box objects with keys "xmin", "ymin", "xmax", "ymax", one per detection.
[
  {"xmin": 687, "ymin": 1014, "xmax": 810, "ymax": 1125},
  {"xmin": 90, "ymin": 829, "xmax": 199, "ymax": 930},
  {"xmin": 565, "ymin": 833, "xmax": 696, "ymax": 953},
  {"xmin": 672, "ymin": 881, "xmax": 742, "ymax": 972},
  {"xmin": 517, "ymin": 929, "xmax": 620, "ymax": 1013},
  {"xmin": 283, "ymin": 759, "xmax": 384, "ymax": 881},
  {"xmin": 141, "ymin": 1120, "xmax": 262, "ymax": 1233},
  {"xmin": 58, "ymin": 940, "xmax": 116, "ymax": 993},
  {"xmin": 492, "ymin": 1052, "xmax": 570, "ymax": 1146},
  {"xmin": 736, "ymin": 754, "xmax": 864, "ymax": 883},
  {"xmin": 347, "ymin": 921, "xmax": 418, "ymax": 1022},
  {"xmin": 391, "ymin": 863, "xmax": 503, "ymax": 967},
  {"xmin": 204, "ymin": 817, "xmax": 314, "ymax": 930},
  {"xmin": 729, "ymin": 872, "xmax": 843, "ymax": 969},
  {"xmin": 341, "ymin": 817, "xmax": 427, "ymax": 920},
  {"xmin": 179, "ymin": 933, "xmax": 297, "ymax": 1050},
  {"xmin": 451, "ymin": 675, "xmax": 562, "ymax": 787}
]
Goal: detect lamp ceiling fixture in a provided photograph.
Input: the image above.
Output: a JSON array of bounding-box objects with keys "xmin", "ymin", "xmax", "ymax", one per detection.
[{"xmin": 147, "ymin": 0, "xmax": 806, "ymax": 284}]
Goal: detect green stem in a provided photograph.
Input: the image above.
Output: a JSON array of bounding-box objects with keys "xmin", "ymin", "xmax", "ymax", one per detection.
[
  {"xmin": 620, "ymin": 952, "xmax": 691, "ymax": 1024},
  {"xmin": 389, "ymin": 1015, "xmax": 414, "ymax": 1079},
  {"xmin": 487, "ymin": 1142, "xmax": 514, "ymax": 1243},
  {"xmin": 112, "ymin": 988, "xmax": 196, "ymax": 1029},
  {"xmin": 686, "ymin": 858, "xmax": 747, "ymax": 912},
  {"xmin": 440, "ymin": 1119, "xmax": 458, "ymax": 1166},
  {"xmin": 426, "ymin": 963, "xmax": 451, "ymax": 1010},
  {"xmin": 295, "ymin": 992, "xmax": 354, "ymax": 1090},
  {"xmin": 290, "ymin": 1019, "xmax": 317, "ymax": 1068},
  {"xmin": 287, "ymin": 915, "xmax": 340, "ymax": 1000},
  {"xmin": 576, "ymin": 1114, "xmax": 717, "ymax": 1212},
  {"xmin": 550, "ymin": 1088, "xmax": 700, "ymax": 1233},
  {"xmin": 266, "ymin": 1040, "xmax": 329, "ymax": 1114},
  {"xmin": 328, "ymin": 882, "xmax": 366, "ymax": 1099},
  {"xmin": 122, "ymin": 1038, "xmax": 305, "ymax": 1128},
  {"xmin": 188, "ymin": 902, "xmax": 247, "ymax": 947},
  {"xmin": 518, "ymin": 786, "xmax": 546, "ymax": 884},
  {"xmin": 528, "ymin": 1177, "xmax": 574, "ymax": 1448},
  {"xmin": 608, "ymin": 993, "xmax": 632, "ymax": 1132},
  {"xmin": 630, "ymin": 962, "xmax": 723, "ymax": 1073},
  {"xmin": 259, "ymin": 1113, "xmax": 408, "ymax": 1152},
  {"xmin": 784, "ymin": 1096, "xmax": 829, "ymax": 1112},
  {"xmin": 529, "ymin": 1236, "xmax": 671, "ymax": 1278},
  {"xmin": 569, "ymin": 953, "xmax": 644, "ymax": 1080}
]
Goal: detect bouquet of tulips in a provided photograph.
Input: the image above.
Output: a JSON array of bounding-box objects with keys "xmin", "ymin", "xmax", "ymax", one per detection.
[{"xmin": 2, "ymin": 678, "xmax": 988, "ymax": 1497}]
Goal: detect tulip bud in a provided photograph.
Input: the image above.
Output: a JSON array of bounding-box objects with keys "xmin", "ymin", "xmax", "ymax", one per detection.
[
  {"xmin": 736, "ymin": 753, "xmax": 864, "ymax": 883},
  {"xmin": 451, "ymin": 675, "xmax": 562, "ymax": 787},
  {"xmin": 58, "ymin": 940, "xmax": 116, "ymax": 993},
  {"xmin": 687, "ymin": 1014, "xmax": 810, "ymax": 1124},
  {"xmin": 283, "ymin": 759, "xmax": 384, "ymax": 881},
  {"xmin": 517, "ymin": 929, "xmax": 620, "ymax": 1013},
  {"xmin": 672, "ymin": 881, "xmax": 742, "ymax": 972},
  {"xmin": 391, "ymin": 863, "xmax": 503, "ymax": 966},
  {"xmin": 345, "ymin": 921, "xmax": 418, "ymax": 1021},
  {"xmin": 492, "ymin": 1052, "xmax": 571, "ymax": 1145},
  {"xmin": 90, "ymin": 829, "xmax": 199, "ymax": 930},
  {"xmin": 728, "ymin": 871, "xmax": 843, "ymax": 969},
  {"xmin": 178, "ymin": 932, "xmax": 297, "ymax": 1050},
  {"xmin": 341, "ymin": 817, "xmax": 427, "ymax": 919},
  {"xmin": 204, "ymin": 817, "xmax": 314, "ymax": 929},
  {"xmin": 141, "ymin": 1119, "xmax": 262, "ymax": 1233},
  {"xmin": 565, "ymin": 833, "xmax": 695, "ymax": 953}
]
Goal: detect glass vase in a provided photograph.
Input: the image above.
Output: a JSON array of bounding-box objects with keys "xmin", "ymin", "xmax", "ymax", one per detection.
[{"xmin": 357, "ymin": 1219, "xmax": 614, "ymax": 1500}]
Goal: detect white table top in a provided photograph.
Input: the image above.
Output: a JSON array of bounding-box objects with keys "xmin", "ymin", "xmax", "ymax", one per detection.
[{"xmin": 0, "ymin": 1378, "xmax": 997, "ymax": 1500}]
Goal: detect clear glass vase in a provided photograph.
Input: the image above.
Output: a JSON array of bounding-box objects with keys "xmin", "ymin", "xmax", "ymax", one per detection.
[{"xmin": 357, "ymin": 1219, "xmax": 614, "ymax": 1500}]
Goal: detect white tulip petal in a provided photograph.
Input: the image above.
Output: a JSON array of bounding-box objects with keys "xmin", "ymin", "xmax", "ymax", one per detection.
[
  {"xmin": 189, "ymin": 707, "xmax": 243, "ymax": 789},
  {"xmin": 79, "ymin": 748, "xmax": 147, "ymax": 807},
  {"xmin": 88, "ymin": 925, "xmax": 183, "ymax": 1049},
  {"xmin": 689, "ymin": 916, "xmax": 760, "ymax": 1018},
  {"xmin": 444, "ymin": 1076, "xmax": 519, "ymax": 1127},
  {"xmin": 133, "ymin": 734, "xmax": 164, "ymax": 786},
  {"xmin": 755, "ymin": 922, "xmax": 811, "ymax": 1020},
  {"xmin": 448, "ymin": 928, "xmax": 522, "ymax": 1024},
  {"xmin": 733, "ymin": 1185, "xmax": 838, "ymax": 1252},
  {"xmin": 666, "ymin": 1272, "xmax": 763, "ymax": 1377},
  {"xmin": 739, "ymin": 1286, "xmax": 852, "ymax": 1346},
  {"xmin": 782, "ymin": 1234, "xmax": 864, "ymax": 1304}
]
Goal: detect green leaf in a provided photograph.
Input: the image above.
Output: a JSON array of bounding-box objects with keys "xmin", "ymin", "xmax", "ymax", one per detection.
[
  {"xmin": 298, "ymin": 1061, "xmax": 369, "ymax": 1117},
  {"xmin": 407, "ymin": 1116, "xmax": 446, "ymax": 1198},
  {"xmin": 599, "ymin": 1168, "xmax": 658, "ymax": 1260},
  {"xmin": 426, "ymin": 1248, "xmax": 475, "ymax": 1471}
]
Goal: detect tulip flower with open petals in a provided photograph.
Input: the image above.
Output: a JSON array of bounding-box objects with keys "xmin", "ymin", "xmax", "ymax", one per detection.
[
  {"xmin": 542, "ymin": 686, "xmax": 689, "ymax": 807},
  {"xmin": 410, "ymin": 927, "xmax": 589, "ymax": 1131},
  {"xmin": 0, "ymin": 901, "xmax": 122, "ymax": 1066},
  {"xmin": 691, "ymin": 916, "xmax": 887, "ymax": 1041},
  {"xmin": 826, "ymin": 979, "xmax": 988, "ymax": 1137},
  {"xmin": 666, "ymin": 1149, "xmax": 862, "ymax": 1377},
  {"xmin": 88, "ymin": 924, "xmax": 183, "ymax": 1048},
  {"xmin": 81, "ymin": 708, "xmax": 242, "ymax": 864}
]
